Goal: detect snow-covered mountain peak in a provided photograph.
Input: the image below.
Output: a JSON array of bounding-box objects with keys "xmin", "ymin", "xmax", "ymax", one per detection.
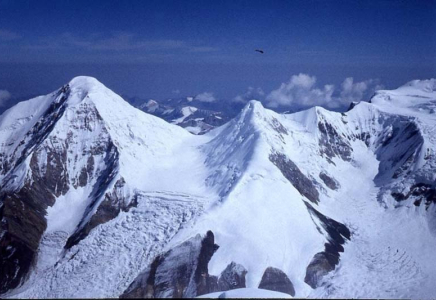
[
  {"xmin": 286, "ymin": 105, "xmax": 342, "ymax": 135},
  {"xmin": 245, "ymin": 99, "xmax": 264, "ymax": 110},
  {"xmin": 371, "ymin": 79, "xmax": 436, "ymax": 115},
  {"xmin": 234, "ymin": 100, "xmax": 269, "ymax": 125},
  {"xmin": 68, "ymin": 76, "xmax": 105, "ymax": 90},
  {"xmin": 373, "ymin": 79, "xmax": 436, "ymax": 99},
  {"xmin": 401, "ymin": 79, "xmax": 436, "ymax": 93},
  {"xmin": 63, "ymin": 76, "xmax": 128, "ymax": 109},
  {"xmin": 243, "ymin": 100, "xmax": 267, "ymax": 116}
]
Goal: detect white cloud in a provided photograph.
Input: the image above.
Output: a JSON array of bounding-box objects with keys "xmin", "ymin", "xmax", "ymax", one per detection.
[
  {"xmin": 266, "ymin": 73, "xmax": 335, "ymax": 108},
  {"xmin": 195, "ymin": 92, "xmax": 216, "ymax": 102},
  {"xmin": 288, "ymin": 73, "xmax": 317, "ymax": 89},
  {"xmin": 266, "ymin": 73, "xmax": 382, "ymax": 110},
  {"xmin": 340, "ymin": 77, "xmax": 367, "ymax": 105},
  {"xmin": 233, "ymin": 87, "xmax": 265, "ymax": 103},
  {"xmin": 0, "ymin": 90, "xmax": 11, "ymax": 107}
]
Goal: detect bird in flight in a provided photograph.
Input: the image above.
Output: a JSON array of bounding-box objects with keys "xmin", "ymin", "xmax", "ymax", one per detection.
[{"xmin": 255, "ymin": 49, "xmax": 264, "ymax": 54}]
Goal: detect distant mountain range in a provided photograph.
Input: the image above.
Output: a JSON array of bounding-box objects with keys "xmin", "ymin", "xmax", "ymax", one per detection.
[{"xmin": 128, "ymin": 96, "xmax": 246, "ymax": 134}]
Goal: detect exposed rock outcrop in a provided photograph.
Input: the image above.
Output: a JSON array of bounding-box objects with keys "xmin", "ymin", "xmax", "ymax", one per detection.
[
  {"xmin": 270, "ymin": 152, "xmax": 319, "ymax": 204},
  {"xmin": 0, "ymin": 87, "xmax": 71, "ymax": 293},
  {"xmin": 258, "ymin": 267, "xmax": 295, "ymax": 296},
  {"xmin": 318, "ymin": 120, "xmax": 353, "ymax": 162},
  {"xmin": 121, "ymin": 231, "xmax": 219, "ymax": 298},
  {"xmin": 319, "ymin": 172, "xmax": 340, "ymax": 190},
  {"xmin": 392, "ymin": 183, "xmax": 436, "ymax": 208},
  {"xmin": 217, "ymin": 262, "xmax": 247, "ymax": 291},
  {"xmin": 304, "ymin": 202, "xmax": 351, "ymax": 288},
  {"xmin": 347, "ymin": 101, "xmax": 359, "ymax": 111}
]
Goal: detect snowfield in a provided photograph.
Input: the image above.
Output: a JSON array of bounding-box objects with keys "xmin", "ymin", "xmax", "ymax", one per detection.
[
  {"xmin": 1, "ymin": 77, "xmax": 436, "ymax": 298},
  {"xmin": 197, "ymin": 288, "xmax": 293, "ymax": 298}
]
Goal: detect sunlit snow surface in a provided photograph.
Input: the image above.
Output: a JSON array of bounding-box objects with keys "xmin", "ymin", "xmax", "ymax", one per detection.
[
  {"xmin": 197, "ymin": 288, "xmax": 293, "ymax": 298},
  {"xmin": 2, "ymin": 77, "xmax": 436, "ymax": 298}
]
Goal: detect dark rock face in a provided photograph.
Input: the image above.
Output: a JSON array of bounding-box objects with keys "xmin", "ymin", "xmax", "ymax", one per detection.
[
  {"xmin": 304, "ymin": 252, "xmax": 335, "ymax": 289},
  {"xmin": 356, "ymin": 132, "xmax": 371, "ymax": 147},
  {"xmin": 9, "ymin": 86, "xmax": 70, "ymax": 173},
  {"xmin": 258, "ymin": 267, "xmax": 295, "ymax": 296},
  {"xmin": 0, "ymin": 85, "xmax": 131, "ymax": 294},
  {"xmin": 61, "ymin": 100, "xmax": 133, "ymax": 249},
  {"xmin": 375, "ymin": 119, "xmax": 423, "ymax": 183},
  {"xmin": 90, "ymin": 178, "xmax": 138, "ymax": 225},
  {"xmin": 122, "ymin": 255, "xmax": 165, "ymax": 298},
  {"xmin": 0, "ymin": 188, "xmax": 49, "ymax": 294},
  {"xmin": 373, "ymin": 117, "xmax": 433, "ymax": 211},
  {"xmin": 319, "ymin": 172, "xmax": 340, "ymax": 190},
  {"xmin": 64, "ymin": 141, "xmax": 120, "ymax": 249},
  {"xmin": 392, "ymin": 183, "xmax": 436, "ymax": 209},
  {"xmin": 0, "ymin": 86, "xmax": 71, "ymax": 294},
  {"xmin": 304, "ymin": 202, "xmax": 350, "ymax": 289},
  {"xmin": 217, "ymin": 262, "xmax": 247, "ymax": 291},
  {"xmin": 318, "ymin": 120, "xmax": 352, "ymax": 162},
  {"xmin": 121, "ymin": 231, "xmax": 219, "ymax": 298},
  {"xmin": 78, "ymin": 156, "xmax": 95, "ymax": 188},
  {"xmin": 269, "ymin": 152, "xmax": 319, "ymax": 204},
  {"xmin": 269, "ymin": 117, "xmax": 288, "ymax": 135},
  {"xmin": 346, "ymin": 101, "xmax": 359, "ymax": 111},
  {"xmin": 0, "ymin": 230, "xmax": 34, "ymax": 295},
  {"xmin": 195, "ymin": 231, "xmax": 220, "ymax": 296}
]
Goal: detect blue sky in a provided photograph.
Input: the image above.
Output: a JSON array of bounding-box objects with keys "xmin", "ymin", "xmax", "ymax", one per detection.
[{"xmin": 0, "ymin": 0, "xmax": 435, "ymax": 109}]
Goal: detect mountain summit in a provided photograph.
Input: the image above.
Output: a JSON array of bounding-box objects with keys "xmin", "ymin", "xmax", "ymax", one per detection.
[{"xmin": 1, "ymin": 77, "xmax": 436, "ymax": 298}]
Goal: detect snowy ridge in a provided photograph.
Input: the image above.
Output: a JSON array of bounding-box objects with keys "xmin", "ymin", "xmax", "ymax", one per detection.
[{"xmin": 1, "ymin": 77, "xmax": 436, "ymax": 298}]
